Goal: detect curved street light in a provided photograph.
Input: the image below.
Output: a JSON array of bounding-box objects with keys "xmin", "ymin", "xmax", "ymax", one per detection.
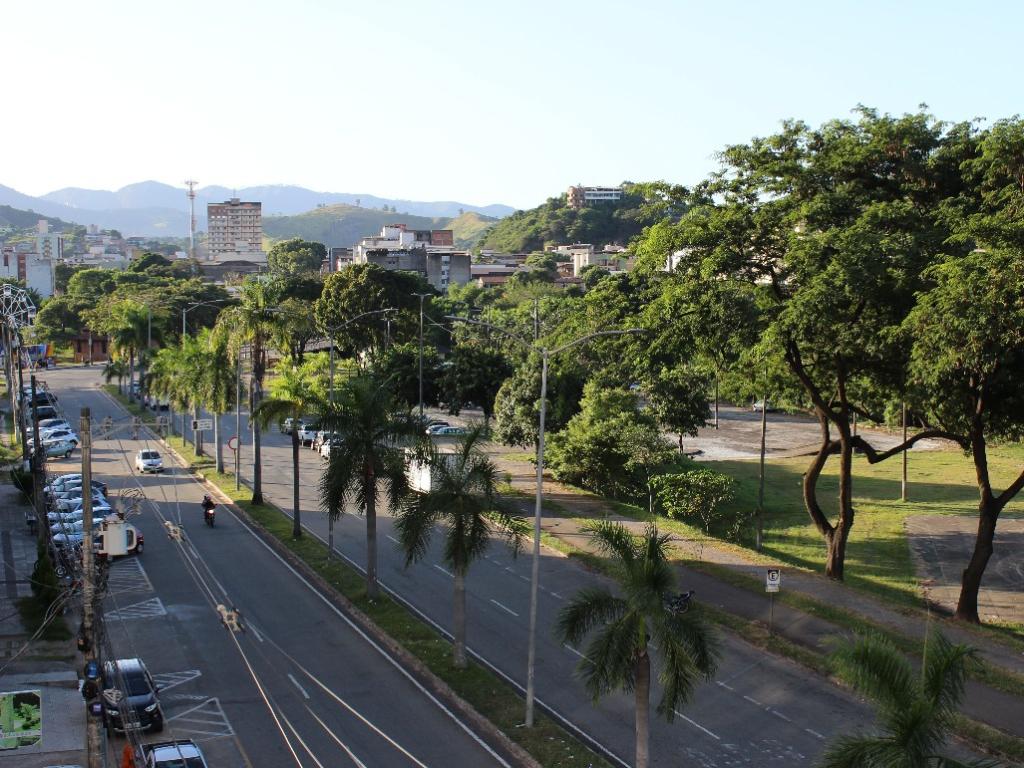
[
  {"xmin": 446, "ymin": 313, "xmax": 646, "ymax": 727},
  {"xmin": 182, "ymin": 298, "xmax": 233, "ymax": 337}
]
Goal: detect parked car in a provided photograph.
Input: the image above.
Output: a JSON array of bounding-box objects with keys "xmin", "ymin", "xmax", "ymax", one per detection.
[
  {"xmin": 311, "ymin": 430, "xmax": 338, "ymax": 451},
  {"xmin": 143, "ymin": 740, "xmax": 208, "ymax": 768},
  {"xmin": 425, "ymin": 419, "xmax": 449, "ymax": 430},
  {"xmin": 102, "ymin": 657, "xmax": 163, "ymax": 733},
  {"xmin": 319, "ymin": 438, "xmax": 342, "ymax": 459},
  {"xmin": 751, "ymin": 400, "xmax": 779, "ymax": 413},
  {"xmin": 50, "ymin": 517, "xmax": 103, "ymax": 537},
  {"xmin": 281, "ymin": 417, "xmax": 296, "ymax": 435},
  {"xmin": 46, "ymin": 477, "xmax": 107, "ymax": 497},
  {"xmin": 31, "ymin": 405, "xmax": 59, "ymax": 421},
  {"xmin": 135, "ymin": 450, "xmax": 164, "ymax": 473},
  {"xmin": 428, "ymin": 426, "xmax": 468, "ymax": 436},
  {"xmin": 36, "ymin": 418, "xmax": 70, "ymax": 432},
  {"xmin": 29, "ymin": 428, "xmax": 79, "ymax": 450},
  {"xmin": 54, "ymin": 490, "xmax": 108, "ymax": 512},
  {"xmin": 297, "ymin": 421, "xmax": 319, "ymax": 446},
  {"xmin": 47, "ymin": 509, "xmax": 86, "ymax": 525},
  {"xmin": 44, "ymin": 439, "xmax": 77, "ymax": 459}
]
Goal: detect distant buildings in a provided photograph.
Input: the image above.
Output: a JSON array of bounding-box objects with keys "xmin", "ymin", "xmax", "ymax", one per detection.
[
  {"xmin": 206, "ymin": 198, "xmax": 265, "ymax": 263},
  {"xmin": 1, "ymin": 244, "xmax": 55, "ymax": 298},
  {"xmin": 567, "ymin": 185, "xmax": 623, "ymax": 210},
  {"xmin": 553, "ymin": 242, "xmax": 632, "ymax": 276},
  {"xmin": 350, "ymin": 225, "xmax": 470, "ymax": 291}
]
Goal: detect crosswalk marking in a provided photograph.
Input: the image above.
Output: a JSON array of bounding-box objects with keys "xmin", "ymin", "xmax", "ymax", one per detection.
[
  {"xmin": 105, "ymin": 596, "xmax": 166, "ymax": 620},
  {"xmin": 166, "ymin": 697, "xmax": 234, "ymax": 739},
  {"xmin": 153, "ymin": 669, "xmax": 202, "ymax": 692},
  {"xmin": 105, "ymin": 557, "xmax": 153, "ymax": 596}
]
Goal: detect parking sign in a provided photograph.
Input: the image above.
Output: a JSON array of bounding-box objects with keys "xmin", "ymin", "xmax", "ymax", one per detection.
[{"xmin": 766, "ymin": 568, "xmax": 781, "ymax": 593}]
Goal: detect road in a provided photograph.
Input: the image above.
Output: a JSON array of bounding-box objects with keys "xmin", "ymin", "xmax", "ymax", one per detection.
[
  {"xmin": 42, "ymin": 368, "xmax": 511, "ymax": 768},
  {"xmin": 142, "ymin": 375, "xmax": 893, "ymax": 767}
]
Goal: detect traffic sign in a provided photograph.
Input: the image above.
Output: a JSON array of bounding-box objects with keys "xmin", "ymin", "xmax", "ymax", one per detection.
[
  {"xmin": 766, "ymin": 567, "xmax": 781, "ymax": 593},
  {"xmin": 227, "ymin": 435, "xmax": 238, "ymax": 452},
  {"xmin": 191, "ymin": 418, "xmax": 214, "ymax": 431}
]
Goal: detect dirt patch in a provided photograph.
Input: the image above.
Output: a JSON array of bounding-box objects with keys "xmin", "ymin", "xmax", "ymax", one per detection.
[{"xmin": 905, "ymin": 515, "xmax": 1024, "ymax": 623}]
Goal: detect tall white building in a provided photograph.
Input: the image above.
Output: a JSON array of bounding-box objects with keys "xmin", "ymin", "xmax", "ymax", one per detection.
[
  {"xmin": 206, "ymin": 198, "xmax": 265, "ymax": 262},
  {"xmin": 35, "ymin": 220, "xmax": 63, "ymax": 261}
]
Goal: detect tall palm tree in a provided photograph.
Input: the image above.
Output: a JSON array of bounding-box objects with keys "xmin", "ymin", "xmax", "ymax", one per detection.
[
  {"xmin": 214, "ymin": 280, "xmax": 277, "ymax": 505},
  {"xmin": 822, "ymin": 630, "xmax": 990, "ymax": 768},
  {"xmin": 557, "ymin": 522, "xmax": 720, "ymax": 768},
  {"xmin": 92, "ymin": 300, "xmax": 149, "ymax": 403},
  {"xmin": 396, "ymin": 426, "xmax": 527, "ymax": 668},
  {"xmin": 254, "ymin": 359, "xmax": 328, "ymax": 539},
  {"xmin": 148, "ymin": 344, "xmax": 191, "ymax": 439},
  {"xmin": 197, "ymin": 330, "xmax": 236, "ymax": 474},
  {"xmin": 318, "ymin": 375, "xmax": 420, "ymax": 599},
  {"xmin": 102, "ymin": 359, "xmax": 129, "ymax": 395}
]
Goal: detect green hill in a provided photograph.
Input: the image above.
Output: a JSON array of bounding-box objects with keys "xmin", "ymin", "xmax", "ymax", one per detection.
[
  {"xmin": 0, "ymin": 205, "xmax": 77, "ymax": 231},
  {"xmin": 263, "ymin": 204, "xmax": 500, "ymax": 250},
  {"xmin": 446, "ymin": 211, "xmax": 499, "ymax": 249},
  {"xmin": 264, "ymin": 204, "xmax": 445, "ymax": 248},
  {"xmin": 478, "ymin": 186, "xmax": 660, "ymax": 252}
]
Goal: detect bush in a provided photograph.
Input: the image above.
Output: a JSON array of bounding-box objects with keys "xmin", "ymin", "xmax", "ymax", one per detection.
[
  {"xmin": 10, "ymin": 468, "xmax": 33, "ymax": 499},
  {"xmin": 17, "ymin": 543, "xmax": 70, "ymax": 641},
  {"xmin": 652, "ymin": 469, "xmax": 745, "ymax": 539}
]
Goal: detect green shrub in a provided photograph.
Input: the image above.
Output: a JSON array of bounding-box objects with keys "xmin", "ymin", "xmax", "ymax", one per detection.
[{"xmin": 652, "ymin": 469, "xmax": 745, "ymax": 539}]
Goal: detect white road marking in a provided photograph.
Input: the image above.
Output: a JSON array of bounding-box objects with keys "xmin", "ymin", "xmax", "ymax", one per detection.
[
  {"xmin": 743, "ymin": 694, "xmax": 764, "ymax": 707},
  {"xmin": 771, "ymin": 710, "xmax": 793, "ymax": 723},
  {"xmin": 288, "ymin": 673, "xmax": 310, "ymax": 700},
  {"xmin": 674, "ymin": 710, "xmax": 720, "ymax": 740},
  {"xmin": 152, "ymin": 669, "xmax": 202, "ymax": 693},
  {"xmin": 434, "ymin": 564, "xmax": 454, "ymax": 578},
  {"xmin": 716, "ymin": 681, "xmax": 735, "ymax": 691},
  {"xmin": 805, "ymin": 727, "xmax": 825, "ymax": 740},
  {"xmin": 104, "ymin": 596, "xmax": 167, "ymax": 621},
  {"xmin": 386, "ymin": 535, "xmax": 399, "ymax": 544},
  {"xmin": 301, "ymin": 705, "xmax": 368, "ymax": 768},
  {"xmin": 249, "ymin": 624, "xmax": 265, "ymax": 643},
  {"xmin": 489, "ymin": 598, "xmax": 519, "ymax": 617},
  {"xmin": 563, "ymin": 643, "xmax": 588, "ymax": 661}
]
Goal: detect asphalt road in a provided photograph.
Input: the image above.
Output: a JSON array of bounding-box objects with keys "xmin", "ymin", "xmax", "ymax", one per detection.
[
  {"xmin": 42, "ymin": 369, "xmax": 510, "ymax": 768},
  {"xmin": 143, "ymin": 379, "xmax": 891, "ymax": 767}
]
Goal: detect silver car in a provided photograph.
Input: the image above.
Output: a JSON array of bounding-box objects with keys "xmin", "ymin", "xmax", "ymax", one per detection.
[{"xmin": 135, "ymin": 450, "xmax": 164, "ymax": 473}]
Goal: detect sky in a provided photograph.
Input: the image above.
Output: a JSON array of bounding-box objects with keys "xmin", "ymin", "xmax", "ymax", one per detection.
[{"xmin": 4, "ymin": 0, "xmax": 1023, "ymax": 210}]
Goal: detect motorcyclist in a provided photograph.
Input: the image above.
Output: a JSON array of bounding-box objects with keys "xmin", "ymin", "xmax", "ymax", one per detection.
[{"xmin": 201, "ymin": 494, "xmax": 216, "ymax": 516}]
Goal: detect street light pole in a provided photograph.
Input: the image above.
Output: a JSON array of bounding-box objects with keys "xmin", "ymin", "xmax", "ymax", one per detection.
[
  {"xmin": 414, "ymin": 293, "xmax": 431, "ymax": 419},
  {"xmin": 445, "ymin": 314, "xmax": 644, "ymax": 727},
  {"xmin": 322, "ymin": 308, "xmax": 396, "ymax": 401}
]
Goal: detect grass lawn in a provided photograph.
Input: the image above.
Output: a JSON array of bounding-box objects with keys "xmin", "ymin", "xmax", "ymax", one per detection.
[{"xmin": 705, "ymin": 444, "xmax": 1024, "ymax": 606}]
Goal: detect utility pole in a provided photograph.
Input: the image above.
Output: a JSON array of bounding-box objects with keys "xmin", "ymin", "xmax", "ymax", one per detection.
[
  {"xmin": 14, "ymin": 333, "xmax": 28, "ymax": 471},
  {"xmin": 756, "ymin": 382, "xmax": 768, "ymax": 551},
  {"xmin": 414, "ymin": 293, "xmax": 430, "ymax": 419},
  {"xmin": 901, "ymin": 400, "xmax": 908, "ymax": 502},
  {"xmin": 30, "ymin": 376, "xmax": 45, "ymax": 542},
  {"xmin": 80, "ymin": 408, "xmax": 102, "ymax": 768},
  {"xmin": 235, "ymin": 348, "xmax": 242, "ymax": 491}
]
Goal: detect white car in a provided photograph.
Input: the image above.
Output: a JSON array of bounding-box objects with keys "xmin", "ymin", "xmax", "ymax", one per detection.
[
  {"xmin": 50, "ymin": 517, "xmax": 103, "ymax": 536},
  {"xmin": 135, "ymin": 450, "xmax": 164, "ymax": 473},
  {"xmin": 297, "ymin": 422, "xmax": 319, "ymax": 446},
  {"xmin": 54, "ymin": 490, "xmax": 109, "ymax": 511},
  {"xmin": 37, "ymin": 418, "xmax": 70, "ymax": 432},
  {"xmin": 319, "ymin": 439, "xmax": 342, "ymax": 459}
]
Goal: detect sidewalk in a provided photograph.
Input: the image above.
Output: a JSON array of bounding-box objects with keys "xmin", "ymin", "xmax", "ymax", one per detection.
[
  {"xmin": 0, "ymin": 478, "xmax": 87, "ymax": 767},
  {"xmin": 491, "ymin": 453, "xmax": 1024, "ymax": 741}
]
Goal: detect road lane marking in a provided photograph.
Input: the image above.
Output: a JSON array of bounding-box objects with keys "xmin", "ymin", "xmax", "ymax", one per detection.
[
  {"xmin": 743, "ymin": 694, "xmax": 764, "ymax": 707},
  {"xmin": 301, "ymin": 705, "xmax": 368, "ymax": 768},
  {"xmin": 563, "ymin": 643, "xmax": 588, "ymax": 661},
  {"xmin": 716, "ymin": 681, "xmax": 735, "ymax": 691},
  {"xmin": 674, "ymin": 710, "xmax": 720, "ymax": 740},
  {"xmin": 489, "ymin": 598, "xmax": 519, "ymax": 617},
  {"xmin": 279, "ymin": 709, "xmax": 332, "ymax": 768},
  {"xmin": 771, "ymin": 710, "xmax": 793, "ymax": 723},
  {"xmin": 434, "ymin": 564, "xmax": 454, "ymax": 578},
  {"xmin": 386, "ymin": 534, "xmax": 400, "ymax": 544},
  {"xmin": 805, "ymin": 727, "xmax": 825, "ymax": 740},
  {"xmin": 288, "ymin": 673, "xmax": 310, "ymax": 700}
]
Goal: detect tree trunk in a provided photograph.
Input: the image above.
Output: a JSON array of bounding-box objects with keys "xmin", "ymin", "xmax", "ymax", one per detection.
[
  {"xmin": 714, "ymin": 376, "xmax": 719, "ymax": 430},
  {"xmin": 635, "ymin": 650, "xmax": 651, "ymax": 768},
  {"xmin": 328, "ymin": 513, "xmax": 335, "ymax": 560},
  {"xmin": 193, "ymin": 406, "xmax": 203, "ymax": 456},
  {"xmin": 128, "ymin": 350, "xmax": 135, "ymax": 403},
  {"xmin": 453, "ymin": 567, "xmax": 467, "ymax": 669},
  {"xmin": 825, "ymin": 422, "xmax": 855, "ymax": 581},
  {"xmin": 364, "ymin": 470, "xmax": 378, "ymax": 600},
  {"xmin": 214, "ymin": 412, "xmax": 224, "ymax": 473},
  {"xmin": 955, "ymin": 500, "xmax": 999, "ymax": 623},
  {"xmin": 291, "ymin": 429, "xmax": 301, "ymax": 538},
  {"xmin": 677, "ymin": 433, "xmax": 684, "ymax": 452},
  {"xmin": 250, "ymin": 377, "xmax": 263, "ymax": 505}
]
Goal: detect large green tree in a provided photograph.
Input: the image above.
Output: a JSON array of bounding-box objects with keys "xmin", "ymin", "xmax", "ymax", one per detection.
[
  {"xmin": 267, "ymin": 238, "xmax": 326, "ymax": 275},
  {"xmin": 557, "ymin": 522, "xmax": 719, "ymax": 768},
  {"xmin": 642, "ymin": 109, "xmax": 973, "ymax": 579}
]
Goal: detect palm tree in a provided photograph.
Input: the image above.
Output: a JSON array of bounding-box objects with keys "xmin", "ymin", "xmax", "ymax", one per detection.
[
  {"xmin": 214, "ymin": 280, "xmax": 277, "ymax": 505},
  {"xmin": 197, "ymin": 330, "xmax": 236, "ymax": 474},
  {"xmin": 557, "ymin": 522, "xmax": 720, "ymax": 768},
  {"xmin": 254, "ymin": 359, "xmax": 328, "ymax": 539},
  {"xmin": 396, "ymin": 426, "xmax": 527, "ymax": 668},
  {"xmin": 92, "ymin": 300, "xmax": 148, "ymax": 403},
  {"xmin": 148, "ymin": 345, "xmax": 191, "ymax": 439},
  {"xmin": 318, "ymin": 375, "xmax": 420, "ymax": 599},
  {"xmin": 102, "ymin": 359, "xmax": 129, "ymax": 395},
  {"xmin": 822, "ymin": 630, "xmax": 990, "ymax": 767}
]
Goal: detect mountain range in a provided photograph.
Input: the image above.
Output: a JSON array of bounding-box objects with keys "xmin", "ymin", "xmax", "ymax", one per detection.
[{"xmin": 0, "ymin": 181, "xmax": 515, "ymax": 239}]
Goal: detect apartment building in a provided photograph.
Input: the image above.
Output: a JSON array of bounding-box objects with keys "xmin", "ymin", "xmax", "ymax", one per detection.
[
  {"xmin": 567, "ymin": 185, "xmax": 623, "ymax": 210},
  {"xmin": 1, "ymin": 244, "xmax": 55, "ymax": 298},
  {"xmin": 206, "ymin": 198, "xmax": 265, "ymax": 262},
  {"xmin": 350, "ymin": 225, "xmax": 468, "ymax": 290}
]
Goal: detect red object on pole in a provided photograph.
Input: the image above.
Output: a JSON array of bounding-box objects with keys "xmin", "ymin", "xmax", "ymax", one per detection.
[{"xmin": 121, "ymin": 744, "xmax": 136, "ymax": 768}]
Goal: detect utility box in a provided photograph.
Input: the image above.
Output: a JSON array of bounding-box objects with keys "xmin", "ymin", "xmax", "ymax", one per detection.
[
  {"xmin": 96, "ymin": 517, "xmax": 142, "ymax": 557},
  {"xmin": 405, "ymin": 449, "xmax": 457, "ymax": 493}
]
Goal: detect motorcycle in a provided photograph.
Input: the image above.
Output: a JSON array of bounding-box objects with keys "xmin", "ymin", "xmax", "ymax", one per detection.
[{"xmin": 202, "ymin": 503, "xmax": 216, "ymax": 527}]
